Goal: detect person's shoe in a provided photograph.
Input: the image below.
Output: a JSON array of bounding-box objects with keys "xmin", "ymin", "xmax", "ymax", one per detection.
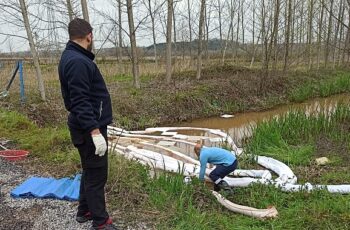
[
  {"xmin": 90, "ymin": 217, "xmax": 118, "ymax": 230},
  {"xmin": 76, "ymin": 212, "xmax": 92, "ymax": 223},
  {"xmin": 216, "ymin": 180, "xmax": 232, "ymax": 192},
  {"xmin": 214, "ymin": 183, "xmax": 220, "ymax": 192}
]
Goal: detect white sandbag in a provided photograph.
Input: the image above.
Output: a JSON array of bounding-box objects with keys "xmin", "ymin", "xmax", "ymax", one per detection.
[
  {"xmin": 233, "ymin": 170, "xmax": 272, "ymax": 180},
  {"xmin": 317, "ymin": 185, "xmax": 350, "ymax": 194},
  {"xmin": 223, "ymin": 177, "xmax": 268, "ymax": 187},
  {"xmin": 212, "ymin": 191, "xmax": 278, "ymax": 219},
  {"xmin": 257, "ymin": 156, "xmax": 297, "ymax": 184},
  {"xmin": 279, "ymin": 183, "xmax": 350, "ymax": 194}
]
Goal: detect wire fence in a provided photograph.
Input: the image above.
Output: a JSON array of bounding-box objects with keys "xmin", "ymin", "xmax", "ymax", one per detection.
[{"xmin": 0, "ymin": 58, "xmax": 195, "ymax": 104}]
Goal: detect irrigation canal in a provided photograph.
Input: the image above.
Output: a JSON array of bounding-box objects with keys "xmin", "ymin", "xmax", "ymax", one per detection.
[{"xmin": 179, "ymin": 93, "xmax": 350, "ymax": 146}]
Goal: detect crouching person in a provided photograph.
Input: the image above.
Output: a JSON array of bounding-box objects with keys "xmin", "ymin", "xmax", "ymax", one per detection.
[{"xmin": 194, "ymin": 143, "xmax": 238, "ymax": 191}]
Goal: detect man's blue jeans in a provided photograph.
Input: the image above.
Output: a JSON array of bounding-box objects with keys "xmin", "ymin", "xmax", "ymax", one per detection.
[{"xmin": 209, "ymin": 160, "xmax": 238, "ymax": 184}]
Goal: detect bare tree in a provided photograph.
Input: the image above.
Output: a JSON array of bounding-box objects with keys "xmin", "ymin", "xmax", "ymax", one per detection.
[
  {"xmin": 66, "ymin": 0, "xmax": 74, "ymax": 21},
  {"xmin": 341, "ymin": 1, "xmax": 350, "ymax": 64},
  {"xmin": 317, "ymin": 0, "xmax": 325, "ymax": 69},
  {"xmin": 145, "ymin": 0, "xmax": 158, "ymax": 66},
  {"xmin": 217, "ymin": 0, "xmax": 223, "ymax": 58},
  {"xmin": 187, "ymin": 0, "xmax": 193, "ymax": 64},
  {"xmin": 332, "ymin": 0, "xmax": 344, "ymax": 68},
  {"xmin": 196, "ymin": 0, "xmax": 206, "ymax": 80},
  {"xmin": 126, "ymin": 0, "xmax": 140, "ymax": 88},
  {"xmin": 271, "ymin": 0, "xmax": 280, "ymax": 70},
  {"xmin": 81, "ymin": 0, "xmax": 90, "ymax": 22},
  {"xmin": 307, "ymin": 0, "xmax": 314, "ymax": 69},
  {"xmin": 19, "ymin": 0, "xmax": 46, "ymax": 100},
  {"xmin": 118, "ymin": 0, "xmax": 123, "ymax": 62},
  {"xmin": 172, "ymin": 1, "xmax": 177, "ymax": 57},
  {"xmin": 222, "ymin": 0, "xmax": 235, "ymax": 65},
  {"xmin": 324, "ymin": 0, "xmax": 334, "ymax": 67},
  {"xmin": 166, "ymin": 0, "xmax": 173, "ymax": 83},
  {"xmin": 284, "ymin": 0, "xmax": 293, "ymax": 72}
]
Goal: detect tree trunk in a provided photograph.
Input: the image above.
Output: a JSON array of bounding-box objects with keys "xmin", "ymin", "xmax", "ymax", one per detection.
[
  {"xmin": 307, "ymin": 0, "xmax": 314, "ymax": 70},
  {"xmin": 290, "ymin": 0, "xmax": 296, "ymax": 59},
  {"xmin": 230, "ymin": 0, "xmax": 235, "ymax": 61},
  {"xmin": 187, "ymin": 0, "xmax": 192, "ymax": 66},
  {"xmin": 222, "ymin": 19, "xmax": 233, "ymax": 65},
  {"xmin": 250, "ymin": 0, "xmax": 256, "ymax": 68},
  {"xmin": 172, "ymin": 2, "xmax": 176, "ymax": 59},
  {"xmin": 126, "ymin": 0, "xmax": 140, "ymax": 88},
  {"xmin": 338, "ymin": 2, "xmax": 346, "ymax": 66},
  {"xmin": 81, "ymin": 0, "xmax": 90, "ymax": 22},
  {"xmin": 235, "ymin": 0, "xmax": 240, "ymax": 63},
  {"xmin": 218, "ymin": 0, "xmax": 223, "ymax": 59},
  {"xmin": 241, "ymin": 0, "xmax": 245, "ymax": 53},
  {"xmin": 19, "ymin": 0, "xmax": 46, "ymax": 101},
  {"xmin": 118, "ymin": 0, "xmax": 123, "ymax": 63},
  {"xmin": 271, "ymin": 0, "xmax": 280, "ymax": 71},
  {"xmin": 147, "ymin": 0, "xmax": 157, "ymax": 66},
  {"xmin": 166, "ymin": 0, "xmax": 173, "ymax": 83},
  {"xmin": 250, "ymin": 30, "xmax": 261, "ymax": 68},
  {"xmin": 341, "ymin": 4, "xmax": 350, "ymax": 65},
  {"xmin": 66, "ymin": 0, "xmax": 74, "ymax": 21},
  {"xmin": 333, "ymin": 0, "xmax": 344, "ymax": 68},
  {"xmin": 317, "ymin": 0, "xmax": 325, "ymax": 69},
  {"xmin": 196, "ymin": 0, "xmax": 206, "ymax": 80},
  {"xmin": 81, "ymin": 0, "xmax": 95, "ymax": 52},
  {"xmin": 261, "ymin": 0, "xmax": 269, "ymax": 72},
  {"xmin": 204, "ymin": 4, "xmax": 210, "ymax": 62},
  {"xmin": 324, "ymin": 0, "xmax": 334, "ymax": 67},
  {"xmin": 283, "ymin": 0, "xmax": 292, "ymax": 72}
]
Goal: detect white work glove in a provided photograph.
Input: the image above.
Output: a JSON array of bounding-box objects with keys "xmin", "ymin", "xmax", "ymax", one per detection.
[{"xmin": 91, "ymin": 134, "xmax": 107, "ymax": 157}]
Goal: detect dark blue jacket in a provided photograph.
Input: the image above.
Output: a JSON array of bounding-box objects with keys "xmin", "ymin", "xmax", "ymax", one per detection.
[{"xmin": 58, "ymin": 41, "xmax": 113, "ymax": 132}]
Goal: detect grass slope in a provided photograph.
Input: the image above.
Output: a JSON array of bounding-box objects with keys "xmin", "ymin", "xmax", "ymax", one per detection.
[{"xmin": 1, "ymin": 103, "xmax": 350, "ymax": 229}]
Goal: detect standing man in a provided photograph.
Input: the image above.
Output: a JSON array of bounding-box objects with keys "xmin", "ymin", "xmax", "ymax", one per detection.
[
  {"xmin": 194, "ymin": 143, "xmax": 238, "ymax": 191},
  {"xmin": 59, "ymin": 18, "xmax": 117, "ymax": 230}
]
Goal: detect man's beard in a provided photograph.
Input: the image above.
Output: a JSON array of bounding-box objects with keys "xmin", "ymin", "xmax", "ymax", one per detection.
[{"xmin": 87, "ymin": 42, "xmax": 93, "ymax": 52}]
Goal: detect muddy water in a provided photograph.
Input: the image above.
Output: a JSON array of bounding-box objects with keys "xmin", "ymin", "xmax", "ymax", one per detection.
[{"xmin": 179, "ymin": 93, "xmax": 350, "ymax": 145}]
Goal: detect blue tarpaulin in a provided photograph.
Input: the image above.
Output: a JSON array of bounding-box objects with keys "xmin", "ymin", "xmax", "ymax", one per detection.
[{"xmin": 11, "ymin": 174, "xmax": 81, "ymax": 201}]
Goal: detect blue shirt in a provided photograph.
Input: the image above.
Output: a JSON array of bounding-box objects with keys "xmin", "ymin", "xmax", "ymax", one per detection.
[{"xmin": 199, "ymin": 147, "xmax": 236, "ymax": 181}]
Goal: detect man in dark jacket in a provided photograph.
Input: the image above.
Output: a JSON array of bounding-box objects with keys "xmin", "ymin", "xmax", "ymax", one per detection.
[{"xmin": 58, "ymin": 18, "xmax": 117, "ymax": 230}]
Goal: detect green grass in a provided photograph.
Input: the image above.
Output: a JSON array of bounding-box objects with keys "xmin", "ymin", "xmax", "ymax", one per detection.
[
  {"xmin": 0, "ymin": 109, "xmax": 80, "ymax": 174},
  {"xmin": 246, "ymin": 105, "xmax": 350, "ymax": 165},
  {"xmin": 288, "ymin": 71, "xmax": 350, "ymax": 102},
  {"xmin": 107, "ymin": 104, "xmax": 350, "ymax": 229},
  {"xmin": 2, "ymin": 74, "xmax": 350, "ymax": 229}
]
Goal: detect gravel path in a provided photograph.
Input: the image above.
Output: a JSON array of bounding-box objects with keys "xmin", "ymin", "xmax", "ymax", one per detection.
[
  {"xmin": 0, "ymin": 158, "xmax": 148, "ymax": 230},
  {"xmin": 0, "ymin": 158, "xmax": 91, "ymax": 230}
]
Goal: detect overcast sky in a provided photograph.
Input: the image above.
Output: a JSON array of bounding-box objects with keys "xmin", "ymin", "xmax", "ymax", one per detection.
[{"xmin": 0, "ymin": 0, "xmax": 251, "ymax": 53}]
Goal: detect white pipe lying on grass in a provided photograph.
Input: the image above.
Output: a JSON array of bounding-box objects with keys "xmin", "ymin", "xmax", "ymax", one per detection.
[
  {"xmin": 142, "ymin": 127, "xmax": 243, "ymax": 155},
  {"xmin": 279, "ymin": 183, "xmax": 350, "ymax": 194},
  {"xmin": 212, "ymin": 191, "xmax": 278, "ymax": 219},
  {"xmin": 256, "ymin": 156, "xmax": 297, "ymax": 184},
  {"xmin": 232, "ymin": 170, "xmax": 272, "ymax": 180},
  {"xmin": 107, "ymin": 125, "xmax": 350, "ymax": 219},
  {"xmin": 108, "ymin": 126, "xmax": 350, "ymax": 193},
  {"xmin": 224, "ymin": 177, "xmax": 270, "ymax": 187}
]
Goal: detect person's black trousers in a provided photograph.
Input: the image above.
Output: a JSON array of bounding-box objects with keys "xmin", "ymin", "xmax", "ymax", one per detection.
[
  {"xmin": 209, "ymin": 160, "xmax": 238, "ymax": 184},
  {"xmin": 69, "ymin": 126, "xmax": 109, "ymax": 226}
]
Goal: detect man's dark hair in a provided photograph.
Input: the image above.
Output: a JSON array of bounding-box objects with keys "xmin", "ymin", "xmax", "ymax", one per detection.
[{"xmin": 68, "ymin": 18, "xmax": 93, "ymax": 40}]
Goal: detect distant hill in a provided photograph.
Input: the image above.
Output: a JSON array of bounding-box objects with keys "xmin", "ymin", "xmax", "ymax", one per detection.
[
  {"xmin": 0, "ymin": 39, "xmax": 242, "ymax": 60},
  {"xmin": 144, "ymin": 38, "xmax": 239, "ymax": 54}
]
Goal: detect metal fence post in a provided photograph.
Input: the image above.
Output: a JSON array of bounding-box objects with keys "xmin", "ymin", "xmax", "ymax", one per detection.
[{"xmin": 19, "ymin": 60, "xmax": 25, "ymax": 103}]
